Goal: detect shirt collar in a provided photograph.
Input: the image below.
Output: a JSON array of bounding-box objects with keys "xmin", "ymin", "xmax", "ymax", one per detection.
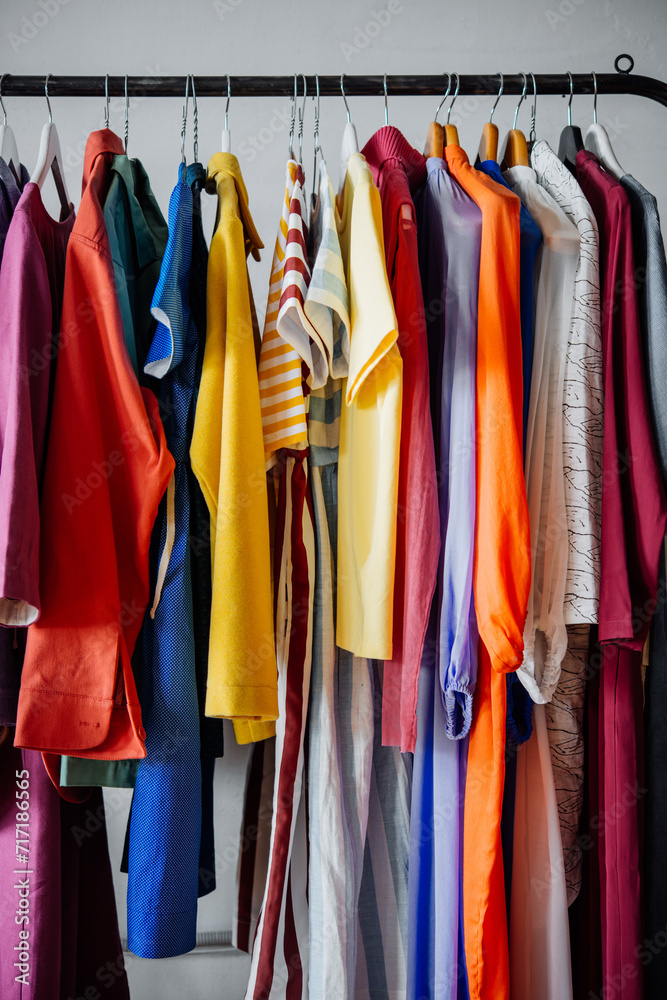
[
  {"xmin": 362, "ymin": 126, "xmax": 427, "ymax": 194},
  {"xmin": 443, "ymin": 144, "xmax": 470, "ymax": 169},
  {"xmin": 503, "ymin": 164, "xmax": 538, "ymax": 186},
  {"xmin": 207, "ymin": 152, "xmax": 264, "ymax": 260},
  {"xmin": 82, "ymin": 129, "xmax": 125, "ymax": 193}
]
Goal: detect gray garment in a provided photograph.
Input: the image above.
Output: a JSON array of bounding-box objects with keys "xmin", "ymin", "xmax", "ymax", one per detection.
[
  {"xmin": 620, "ymin": 173, "xmax": 667, "ymax": 484},
  {"xmin": 0, "ymin": 156, "xmax": 29, "ymax": 263}
]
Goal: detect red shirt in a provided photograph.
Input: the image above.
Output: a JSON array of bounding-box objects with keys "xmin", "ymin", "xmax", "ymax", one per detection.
[
  {"xmin": 15, "ymin": 130, "xmax": 174, "ymax": 762},
  {"xmin": 577, "ymin": 150, "xmax": 667, "ymax": 647},
  {"xmin": 362, "ymin": 127, "xmax": 439, "ymax": 753}
]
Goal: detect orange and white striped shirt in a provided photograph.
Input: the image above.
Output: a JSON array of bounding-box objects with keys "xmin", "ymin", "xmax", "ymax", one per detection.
[{"xmin": 257, "ymin": 160, "xmax": 308, "ymax": 465}]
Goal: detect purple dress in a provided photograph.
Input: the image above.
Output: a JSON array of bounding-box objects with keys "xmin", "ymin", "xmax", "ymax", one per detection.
[{"xmin": 408, "ymin": 157, "xmax": 482, "ymax": 1000}]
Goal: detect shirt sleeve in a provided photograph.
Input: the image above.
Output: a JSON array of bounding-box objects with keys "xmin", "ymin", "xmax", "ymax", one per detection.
[
  {"xmin": 345, "ymin": 176, "xmax": 399, "ymax": 405},
  {"xmin": 0, "ymin": 211, "xmax": 51, "ymax": 626}
]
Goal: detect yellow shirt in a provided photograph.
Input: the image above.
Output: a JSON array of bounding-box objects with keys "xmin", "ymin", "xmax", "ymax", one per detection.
[
  {"xmin": 336, "ymin": 153, "xmax": 402, "ymax": 659},
  {"xmin": 190, "ymin": 153, "xmax": 278, "ymax": 741}
]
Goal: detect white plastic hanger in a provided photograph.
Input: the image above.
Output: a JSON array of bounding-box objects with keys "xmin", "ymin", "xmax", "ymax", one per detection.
[
  {"xmin": 30, "ymin": 74, "xmax": 70, "ymax": 215},
  {"xmin": 221, "ymin": 75, "xmax": 231, "ymax": 153},
  {"xmin": 0, "ymin": 75, "xmax": 21, "ymax": 184},
  {"xmin": 585, "ymin": 71, "xmax": 626, "ymax": 181},
  {"xmin": 338, "ymin": 73, "xmax": 359, "ymax": 195}
]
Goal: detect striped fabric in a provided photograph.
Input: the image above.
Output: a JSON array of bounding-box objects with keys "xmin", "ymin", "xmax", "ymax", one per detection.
[
  {"xmin": 233, "ymin": 737, "xmax": 276, "ymax": 954},
  {"xmin": 277, "ymin": 166, "xmax": 327, "ymax": 390},
  {"xmin": 355, "ymin": 661, "xmax": 412, "ymax": 1000},
  {"xmin": 258, "ymin": 161, "xmax": 308, "ymax": 463},
  {"xmin": 243, "ymin": 452, "xmax": 315, "ymax": 1000},
  {"xmin": 305, "ymin": 159, "xmax": 374, "ymax": 1000}
]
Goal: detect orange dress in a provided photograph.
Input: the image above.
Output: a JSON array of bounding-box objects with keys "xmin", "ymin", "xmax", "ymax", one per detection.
[
  {"xmin": 15, "ymin": 130, "xmax": 174, "ymax": 766},
  {"xmin": 444, "ymin": 144, "xmax": 530, "ymax": 1000}
]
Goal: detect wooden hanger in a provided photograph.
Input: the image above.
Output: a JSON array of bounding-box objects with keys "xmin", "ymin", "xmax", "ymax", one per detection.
[
  {"xmin": 443, "ymin": 73, "xmax": 460, "ymax": 148},
  {"xmin": 558, "ymin": 71, "xmax": 584, "ymax": 175},
  {"xmin": 0, "ymin": 75, "xmax": 21, "ymax": 184},
  {"xmin": 584, "ymin": 71, "xmax": 625, "ymax": 180},
  {"xmin": 30, "ymin": 75, "xmax": 70, "ymax": 216},
  {"xmin": 501, "ymin": 73, "xmax": 530, "ymax": 169},
  {"xmin": 423, "ymin": 73, "xmax": 450, "ymax": 158},
  {"xmin": 476, "ymin": 73, "xmax": 503, "ymax": 164}
]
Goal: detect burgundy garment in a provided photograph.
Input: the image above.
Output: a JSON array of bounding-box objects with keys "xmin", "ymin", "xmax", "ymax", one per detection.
[
  {"xmin": 0, "ymin": 740, "xmax": 129, "ymax": 1000},
  {"xmin": 576, "ymin": 151, "xmax": 667, "ymax": 649},
  {"xmin": 0, "ymin": 185, "xmax": 74, "ymax": 725},
  {"xmin": 577, "ymin": 149, "xmax": 662, "ymax": 1000},
  {"xmin": 598, "ymin": 645, "xmax": 645, "ymax": 1000},
  {"xmin": 361, "ymin": 126, "xmax": 439, "ymax": 754}
]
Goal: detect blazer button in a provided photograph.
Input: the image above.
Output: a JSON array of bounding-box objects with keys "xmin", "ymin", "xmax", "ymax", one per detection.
[{"xmin": 138, "ymin": 726, "xmax": 146, "ymax": 740}]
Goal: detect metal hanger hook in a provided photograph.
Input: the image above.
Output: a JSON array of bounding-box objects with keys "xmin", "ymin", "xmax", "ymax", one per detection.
[
  {"xmin": 340, "ymin": 73, "xmax": 351, "ymax": 123},
  {"xmin": 490, "ymin": 72, "xmax": 503, "ymax": 124},
  {"xmin": 447, "ymin": 73, "xmax": 460, "ymax": 125},
  {"xmin": 383, "ymin": 73, "xmax": 389, "ymax": 126},
  {"xmin": 566, "ymin": 70, "xmax": 574, "ymax": 126},
  {"xmin": 45, "ymin": 74, "xmax": 53, "ymax": 124},
  {"xmin": 180, "ymin": 74, "xmax": 190, "ymax": 165},
  {"xmin": 297, "ymin": 73, "xmax": 307, "ymax": 164},
  {"xmin": 103, "ymin": 74, "xmax": 109, "ymax": 129},
  {"xmin": 313, "ymin": 74, "xmax": 321, "ymax": 155},
  {"xmin": 591, "ymin": 70, "xmax": 598, "ymax": 124},
  {"xmin": 529, "ymin": 72, "xmax": 537, "ymax": 142},
  {"xmin": 224, "ymin": 74, "xmax": 230, "ymax": 132},
  {"xmin": 191, "ymin": 75, "xmax": 198, "ymax": 163},
  {"xmin": 434, "ymin": 73, "xmax": 452, "ymax": 123},
  {"xmin": 123, "ymin": 75, "xmax": 129, "ymax": 153},
  {"xmin": 0, "ymin": 74, "xmax": 8, "ymax": 127},
  {"xmin": 289, "ymin": 73, "xmax": 297, "ymax": 159},
  {"xmin": 513, "ymin": 72, "xmax": 527, "ymax": 130}
]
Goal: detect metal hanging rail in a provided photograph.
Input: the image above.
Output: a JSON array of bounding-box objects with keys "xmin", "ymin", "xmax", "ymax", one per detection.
[{"xmin": 1, "ymin": 59, "xmax": 667, "ymax": 109}]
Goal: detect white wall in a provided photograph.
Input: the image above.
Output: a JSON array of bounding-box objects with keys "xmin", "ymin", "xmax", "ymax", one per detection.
[{"xmin": 1, "ymin": 0, "xmax": 666, "ymax": 996}]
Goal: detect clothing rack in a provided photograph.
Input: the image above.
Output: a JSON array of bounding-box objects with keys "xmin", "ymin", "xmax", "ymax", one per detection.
[{"xmin": 2, "ymin": 59, "xmax": 667, "ymax": 108}]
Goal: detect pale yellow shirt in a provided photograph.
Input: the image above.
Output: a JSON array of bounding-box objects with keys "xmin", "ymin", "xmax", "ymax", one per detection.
[{"xmin": 336, "ymin": 153, "xmax": 402, "ymax": 660}]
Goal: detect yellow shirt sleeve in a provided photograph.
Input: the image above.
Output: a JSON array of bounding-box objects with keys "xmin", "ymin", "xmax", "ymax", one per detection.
[{"xmin": 336, "ymin": 154, "xmax": 402, "ymax": 660}]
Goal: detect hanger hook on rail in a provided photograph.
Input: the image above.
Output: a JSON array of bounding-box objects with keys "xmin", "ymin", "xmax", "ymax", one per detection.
[
  {"xmin": 513, "ymin": 72, "xmax": 527, "ymax": 129},
  {"xmin": 447, "ymin": 73, "xmax": 460, "ymax": 125},
  {"xmin": 289, "ymin": 73, "xmax": 297, "ymax": 159},
  {"xmin": 224, "ymin": 74, "xmax": 230, "ymax": 132},
  {"xmin": 45, "ymin": 74, "xmax": 53, "ymax": 123},
  {"xmin": 383, "ymin": 73, "xmax": 389, "ymax": 125},
  {"xmin": 490, "ymin": 72, "xmax": 503, "ymax": 124},
  {"xmin": 103, "ymin": 74, "xmax": 109, "ymax": 129},
  {"xmin": 529, "ymin": 72, "xmax": 537, "ymax": 143},
  {"xmin": 124, "ymin": 75, "xmax": 129, "ymax": 153},
  {"xmin": 340, "ymin": 73, "xmax": 351, "ymax": 123},
  {"xmin": 591, "ymin": 70, "xmax": 598, "ymax": 124},
  {"xmin": 566, "ymin": 70, "xmax": 574, "ymax": 126},
  {"xmin": 180, "ymin": 74, "xmax": 190, "ymax": 165},
  {"xmin": 297, "ymin": 73, "xmax": 307, "ymax": 164},
  {"xmin": 0, "ymin": 74, "xmax": 9, "ymax": 127},
  {"xmin": 191, "ymin": 75, "xmax": 198, "ymax": 163},
  {"xmin": 434, "ymin": 73, "xmax": 452, "ymax": 123},
  {"xmin": 313, "ymin": 74, "xmax": 321, "ymax": 157}
]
